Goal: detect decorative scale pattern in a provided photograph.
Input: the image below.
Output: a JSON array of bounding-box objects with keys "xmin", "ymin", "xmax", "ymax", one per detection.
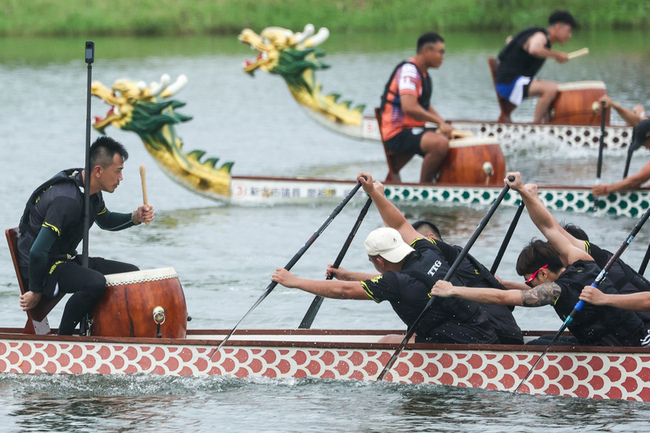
[{"xmin": 1, "ymin": 339, "xmax": 649, "ymax": 401}]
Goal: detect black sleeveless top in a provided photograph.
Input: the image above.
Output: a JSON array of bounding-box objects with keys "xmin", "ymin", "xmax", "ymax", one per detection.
[{"xmin": 496, "ymin": 26, "xmax": 550, "ymax": 84}]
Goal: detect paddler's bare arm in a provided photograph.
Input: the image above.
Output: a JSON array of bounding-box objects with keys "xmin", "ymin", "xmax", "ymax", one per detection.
[
  {"xmin": 358, "ymin": 173, "xmax": 421, "ymax": 244},
  {"xmin": 506, "ymin": 172, "xmax": 590, "ymax": 264},
  {"xmin": 592, "ymin": 163, "xmax": 650, "ymax": 196},
  {"xmin": 579, "ymin": 286, "xmax": 650, "ymax": 311},
  {"xmin": 599, "ymin": 95, "xmax": 643, "ymax": 127},
  {"xmin": 272, "ymin": 268, "xmax": 371, "ymax": 300},
  {"xmin": 327, "ymin": 265, "xmax": 378, "ymax": 282},
  {"xmin": 431, "ymin": 280, "xmax": 561, "ymax": 307}
]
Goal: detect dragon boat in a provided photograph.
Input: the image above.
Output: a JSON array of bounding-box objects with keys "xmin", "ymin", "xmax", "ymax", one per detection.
[
  {"xmin": 90, "ymin": 72, "xmax": 650, "ymax": 216},
  {"xmin": 5, "ymin": 226, "xmax": 650, "ymax": 402},
  {"xmin": 238, "ymin": 24, "xmax": 634, "ymax": 152},
  {"xmin": 3, "ymin": 230, "xmax": 650, "ymax": 402}
]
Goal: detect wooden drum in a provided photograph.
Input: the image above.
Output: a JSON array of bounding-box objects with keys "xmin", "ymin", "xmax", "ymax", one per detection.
[
  {"xmin": 437, "ymin": 136, "xmax": 506, "ymax": 186},
  {"xmin": 550, "ymin": 81, "xmax": 609, "ymax": 126},
  {"xmin": 91, "ymin": 267, "xmax": 188, "ymax": 339}
]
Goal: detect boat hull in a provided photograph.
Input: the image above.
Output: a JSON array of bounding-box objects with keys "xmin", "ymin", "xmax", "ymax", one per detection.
[
  {"xmin": 1, "ymin": 328, "xmax": 649, "ymax": 402},
  {"xmin": 346, "ymin": 111, "xmax": 635, "ymax": 151},
  {"xmin": 229, "ymin": 176, "xmax": 650, "ymax": 217}
]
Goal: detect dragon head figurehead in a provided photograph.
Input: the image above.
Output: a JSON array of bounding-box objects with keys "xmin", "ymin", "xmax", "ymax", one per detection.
[
  {"xmin": 92, "ymin": 74, "xmax": 234, "ymax": 200},
  {"xmin": 239, "ymin": 24, "xmax": 364, "ymax": 126}
]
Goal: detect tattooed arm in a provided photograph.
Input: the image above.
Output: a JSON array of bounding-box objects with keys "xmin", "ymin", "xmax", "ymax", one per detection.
[
  {"xmin": 432, "ymin": 280, "xmax": 560, "ymax": 307},
  {"xmin": 520, "ymin": 282, "xmax": 562, "ymax": 307}
]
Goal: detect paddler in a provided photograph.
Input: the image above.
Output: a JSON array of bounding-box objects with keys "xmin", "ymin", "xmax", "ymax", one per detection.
[
  {"xmin": 431, "ymin": 172, "xmax": 650, "ymax": 347},
  {"xmin": 598, "ymin": 95, "xmax": 647, "ymax": 127},
  {"xmin": 592, "ymin": 119, "xmax": 650, "ymax": 196},
  {"xmin": 378, "ymin": 32, "xmax": 452, "ymax": 183},
  {"xmin": 271, "ymin": 173, "xmax": 498, "ymax": 345},
  {"xmin": 16, "ymin": 137, "xmax": 155, "ymax": 335},
  {"xmin": 494, "ymin": 10, "xmax": 577, "ymax": 123}
]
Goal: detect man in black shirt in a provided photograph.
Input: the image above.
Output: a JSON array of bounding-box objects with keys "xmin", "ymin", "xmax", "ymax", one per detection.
[
  {"xmin": 495, "ymin": 10, "xmax": 576, "ymax": 123},
  {"xmin": 17, "ymin": 136, "xmax": 155, "ymax": 335}
]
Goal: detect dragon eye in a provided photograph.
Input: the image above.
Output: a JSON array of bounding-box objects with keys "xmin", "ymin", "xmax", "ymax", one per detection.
[
  {"xmin": 263, "ymin": 38, "xmax": 270, "ymax": 45},
  {"xmin": 113, "ymin": 90, "xmax": 122, "ymax": 98}
]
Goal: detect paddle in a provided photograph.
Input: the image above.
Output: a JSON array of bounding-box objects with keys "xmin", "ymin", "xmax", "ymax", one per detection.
[
  {"xmin": 376, "ymin": 177, "xmax": 514, "ymax": 381},
  {"xmin": 623, "ymin": 127, "xmax": 638, "ymax": 179},
  {"xmin": 298, "ymin": 196, "xmax": 373, "ymax": 329},
  {"xmin": 567, "ymin": 48, "xmax": 589, "ymax": 60},
  {"xmin": 593, "ymin": 102, "xmax": 607, "ymax": 211},
  {"xmin": 638, "ymin": 243, "xmax": 650, "ymax": 276},
  {"xmin": 490, "ymin": 202, "xmax": 525, "ymax": 275},
  {"xmin": 81, "ymin": 41, "xmax": 95, "ymax": 268},
  {"xmin": 514, "ymin": 203, "xmax": 650, "ymax": 392},
  {"xmin": 208, "ymin": 181, "xmax": 363, "ymax": 360},
  {"xmin": 139, "ymin": 164, "xmax": 150, "ymax": 225}
]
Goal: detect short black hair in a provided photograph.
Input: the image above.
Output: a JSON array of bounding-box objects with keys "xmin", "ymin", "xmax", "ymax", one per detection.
[
  {"xmin": 516, "ymin": 239, "xmax": 564, "ymax": 276},
  {"xmin": 90, "ymin": 136, "xmax": 129, "ymax": 169},
  {"xmin": 412, "ymin": 220, "xmax": 443, "ymax": 240},
  {"xmin": 417, "ymin": 32, "xmax": 444, "ymax": 52},
  {"xmin": 549, "ymin": 10, "xmax": 577, "ymax": 29},
  {"xmin": 562, "ymin": 223, "xmax": 589, "ymax": 241}
]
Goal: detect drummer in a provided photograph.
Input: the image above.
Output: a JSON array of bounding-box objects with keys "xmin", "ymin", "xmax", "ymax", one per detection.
[
  {"xmin": 378, "ymin": 32, "xmax": 453, "ymax": 183},
  {"xmin": 494, "ymin": 10, "xmax": 577, "ymax": 123},
  {"xmin": 592, "ymin": 119, "xmax": 650, "ymax": 196},
  {"xmin": 16, "ymin": 137, "xmax": 155, "ymax": 335}
]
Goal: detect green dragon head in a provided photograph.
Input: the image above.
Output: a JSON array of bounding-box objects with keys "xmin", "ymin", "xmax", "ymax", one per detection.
[
  {"xmin": 239, "ymin": 24, "xmax": 364, "ymax": 126},
  {"xmin": 92, "ymin": 74, "xmax": 234, "ymax": 200}
]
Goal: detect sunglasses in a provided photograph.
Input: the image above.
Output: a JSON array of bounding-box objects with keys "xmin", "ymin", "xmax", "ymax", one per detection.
[{"xmin": 525, "ymin": 264, "xmax": 548, "ymax": 287}]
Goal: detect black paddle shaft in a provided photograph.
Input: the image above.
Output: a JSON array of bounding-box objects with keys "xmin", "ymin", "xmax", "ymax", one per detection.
[
  {"xmin": 299, "ymin": 197, "xmax": 373, "ymax": 329},
  {"xmin": 490, "ymin": 202, "xmax": 525, "ymax": 275},
  {"xmin": 82, "ymin": 41, "xmax": 95, "ymax": 268},
  {"xmin": 208, "ymin": 181, "xmax": 363, "ymax": 360},
  {"xmin": 593, "ymin": 102, "xmax": 607, "ymax": 212},
  {"xmin": 377, "ymin": 178, "xmax": 513, "ymax": 381}
]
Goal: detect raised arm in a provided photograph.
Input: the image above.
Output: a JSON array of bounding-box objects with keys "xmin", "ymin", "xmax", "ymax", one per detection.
[
  {"xmin": 358, "ymin": 173, "xmax": 421, "ymax": 244},
  {"xmin": 506, "ymin": 172, "xmax": 590, "ymax": 264}
]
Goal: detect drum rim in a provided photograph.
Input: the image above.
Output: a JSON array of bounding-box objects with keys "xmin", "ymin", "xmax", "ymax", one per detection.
[
  {"xmin": 104, "ymin": 267, "xmax": 178, "ymax": 286},
  {"xmin": 557, "ymin": 80, "xmax": 607, "ymax": 91},
  {"xmin": 450, "ymin": 136, "xmax": 500, "ymax": 148}
]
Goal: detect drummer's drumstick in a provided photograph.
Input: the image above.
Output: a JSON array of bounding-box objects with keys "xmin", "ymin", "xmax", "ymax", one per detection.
[
  {"xmin": 567, "ymin": 47, "xmax": 589, "ymax": 60},
  {"xmin": 139, "ymin": 164, "xmax": 150, "ymax": 225}
]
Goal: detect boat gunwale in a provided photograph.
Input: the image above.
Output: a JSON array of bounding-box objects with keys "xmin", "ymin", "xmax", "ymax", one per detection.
[{"xmin": 1, "ymin": 327, "xmax": 649, "ymax": 355}]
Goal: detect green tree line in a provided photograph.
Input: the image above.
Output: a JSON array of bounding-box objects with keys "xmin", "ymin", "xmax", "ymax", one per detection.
[{"xmin": 0, "ymin": 0, "xmax": 648, "ymax": 37}]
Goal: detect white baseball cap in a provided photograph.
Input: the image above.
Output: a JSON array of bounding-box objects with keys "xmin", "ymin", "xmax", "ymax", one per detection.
[{"xmin": 364, "ymin": 227, "xmax": 414, "ymax": 263}]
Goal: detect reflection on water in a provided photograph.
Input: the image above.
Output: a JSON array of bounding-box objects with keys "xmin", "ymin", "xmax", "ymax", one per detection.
[{"xmin": 0, "ymin": 32, "xmax": 650, "ymax": 431}]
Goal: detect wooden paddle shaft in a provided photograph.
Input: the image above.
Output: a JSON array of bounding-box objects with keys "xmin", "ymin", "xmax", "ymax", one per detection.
[
  {"xmin": 139, "ymin": 164, "xmax": 149, "ymax": 225},
  {"xmin": 567, "ymin": 47, "xmax": 589, "ymax": 60}
]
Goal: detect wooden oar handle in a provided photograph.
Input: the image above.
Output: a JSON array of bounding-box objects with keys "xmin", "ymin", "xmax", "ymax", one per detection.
[
  {"xmin": 567, "ymin": 47, "xmax": 589, "ymax": 60},
  {"xmin": 139, "ymin": 164, "xmax": 150, "ymax": 225}
]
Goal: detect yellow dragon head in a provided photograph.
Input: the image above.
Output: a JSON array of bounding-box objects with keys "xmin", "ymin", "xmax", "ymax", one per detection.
[
  {"xmin": 92, "ymin": 74, "xmax": 234, "ymax": 200},
  {"xmin": 239, "ymin": 24, "xmax": 364, "ymax": 126}
]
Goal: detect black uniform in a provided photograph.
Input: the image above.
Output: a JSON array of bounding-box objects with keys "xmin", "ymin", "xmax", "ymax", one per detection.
[
  {"xmin": 17, "ymin": 169, "xmax": 139, "ymax": 335},
  {"xmin": 361, "ymin": 239, "xmax": 498, "ymax": 344},
  {"xmin": 553, "ymin": 261, "xmax": 648, "ymax": 346}
]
